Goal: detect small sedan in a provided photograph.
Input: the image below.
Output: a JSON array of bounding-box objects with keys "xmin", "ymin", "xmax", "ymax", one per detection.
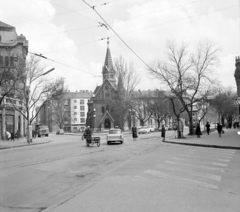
[
  {"xmin": 138, "ymin": 126, "xmax": 151, "ymax": 134},
  {"xmin": 107, "ymin": 129, "xmax": 124, "ymax": 145}
]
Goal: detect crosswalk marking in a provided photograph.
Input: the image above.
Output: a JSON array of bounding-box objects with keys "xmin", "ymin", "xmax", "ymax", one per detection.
[
  {"xmin": 179, "ymin": 154, "xmax": 230, "ymax": 162},
  {"xmin": 186, "ymin": 149, "xmax": 235, "ymax": 156},
  {"xmin": 165, "ymin": 161, "xmax": 225, "ymax": 172},
  {"xmin": 156, "ymin": 164, "xmax": 221, "ymax": 181},
  {"xmin": 194, "ymin": 147, "xmax": 236, "ymax": 153},
  {"xmin": 171, "ymin": 157, "xmax": 228, "ymax": 167},
  {"xmin": 182, "ymin": 152, "xmax": 234, "ymax": 159},
  {"xmin": 145, "ymin": 169, "xmax": 218, "ymax": 189}
]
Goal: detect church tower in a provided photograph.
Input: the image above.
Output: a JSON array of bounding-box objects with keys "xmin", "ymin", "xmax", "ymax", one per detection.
[{"xmin": 102, "ymin": 39, "xmax": 116, "ymax": 84}]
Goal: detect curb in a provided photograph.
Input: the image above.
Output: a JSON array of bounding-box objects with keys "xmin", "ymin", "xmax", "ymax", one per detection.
[
  {"xmin": 0, "ymin": 141, "xmax": 51, "ymax": 150},
  {"xmin": 163, "ymin": 140, "xmax": 240, "ymax": 150}
]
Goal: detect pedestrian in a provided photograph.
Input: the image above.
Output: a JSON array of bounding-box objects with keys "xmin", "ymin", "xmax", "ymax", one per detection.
[
  {"xmin": 132, "ymin": 127, "xmax": 138, "ymax": 141},
  {"xmin": 5, "ymin": 131, "xmax": 11, "ymax": 141},
  {"xmin": 205, "ymin": 122, "xmax": 210, "ymax": 135},
  {"xmin": 217, "ymin": 123, "xmax": 223, "ymax": 137},
  {"xmin": 10, "ymin": 132, "xmax": 15, "ymax": 142},
  {"xmin": 161, "ymin": 124, "xmax": 166, "ymax": 141},
  {"xmin": 196, "ymin": 123, "xmax": 201, "ymax": 138}
]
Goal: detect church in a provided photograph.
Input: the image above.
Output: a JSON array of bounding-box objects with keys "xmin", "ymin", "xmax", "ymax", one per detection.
[{"xmin": 87, "ymin": 41, "xmax": 138, "ymax": 131}]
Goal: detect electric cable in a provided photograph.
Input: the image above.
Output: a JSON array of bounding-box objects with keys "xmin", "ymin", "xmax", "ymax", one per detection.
[
  {"xmin": 28, "ymin": 51, "xmax": 100, "ymax": 77},
  {"xmin": 82, "ymin": 0, "xmax": 154, "ymax": 71}
]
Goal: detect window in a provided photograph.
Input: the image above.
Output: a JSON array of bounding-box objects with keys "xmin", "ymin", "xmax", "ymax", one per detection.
[
  {"xmin": 74, "ymin": 112, "xmax": 77, "ymax": 115},
  {"xmin": 80, "ymin": 118, "xmax": 85, "ymax": 123},
  {"xmin": 74, "ymin": 100, "xmax": 77, "ymax": 103},
  {"xmin": 106, "ymin": 105, "xmax": 109, "ymax": 111},
  {"xmin": 80, "ymin": 99, "xmax": 84, "ymax": 104},
  {"xmin": 5, "ymin": 56, "xmax": 9, "ymax": 66},
  {"xmin": 73, "ymin": 127, "xmax": 77, "ymax": 130},
  {"xmin": 110, "ymin": 75, "xmax": 113, "ymax": 79},
  {"xmin": 74, "ymin": 106, "xmax": 77, "ymax": 109},
  {"xmin": 10, "ymin": 57, "xmax": 14, "ymax": 66},
  {"xmin": 80, "ymin": 106, "xmax": 85, "ymax": 110},
  {"xmin": 80, "ymin": 112, "xmax": 85, "ymax": 117},
  {"xmin": 106, "ymin": 93, "xmax": 109, "ymax": 98},
  {"xmin": 101, "ymin": 106, "xmax": 105, "ymax": 114},
  {"xmin": 64, "ymin": 100, "xmax": 69, "ymax": 105},
  {"xmin": 74, "ymin": 118, "xmax": 77, "ymax": 121},
  {"xmin": 105, "ymin": 85, "xmax": 109, "ymax": 90}
]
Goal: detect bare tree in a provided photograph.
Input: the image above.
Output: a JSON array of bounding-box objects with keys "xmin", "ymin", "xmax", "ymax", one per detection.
[
  {"xmin": 111, "ymin": 56, "xmax": 140, "ymax": 129},
  {"xmin": 131, "ymin": 90, "xmax": 153, "ymax": 126},
  {"xmin": 210, "ymin": 86, "xmax": 238, "ymax": 126},
  {"xmin": 148, "ymin": 90, "xmax": 170, "ymax": 128},
  {"xmin": 148, "ymin": 39, "xmax": 219, "ymax": 135},
  {"xmin": 10, "ymin": 55, "xmax": 63, "ymax": 143}
]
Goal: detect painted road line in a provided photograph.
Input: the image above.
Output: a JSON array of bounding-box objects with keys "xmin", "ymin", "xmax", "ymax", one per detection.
[
  {"xmin": 194, "ymin": 147, "xmax": 236, "ymax": 153},
  {"xmin": 172, "ymin": 157, "xmax": 228, "ymax": 167},
  {"xmin": 144, "ymin": 169, "xmax": 218, "ymax": 189},
  {"xmin": 186, "ymin": 149, "xmax": 235, "ymax": 156},
  {"xmin": 156, "ymin": 164, "xmax": 222, "ymax": 181},
  {"xmin": 179, "ymin": 154, "xmax": 230, "ymax": 162},
  {"xmin": 183, "ymin": 151, "xmax": 234, "ymax": 158},
  {"xmin": 165, "ymin": 161, "xmax": 225, "ymax": 172}
]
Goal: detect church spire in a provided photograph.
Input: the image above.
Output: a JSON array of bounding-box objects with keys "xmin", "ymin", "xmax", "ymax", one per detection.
[{"xmin": 102, "ymin": 38, "xmax": 116, "ymax": 83}]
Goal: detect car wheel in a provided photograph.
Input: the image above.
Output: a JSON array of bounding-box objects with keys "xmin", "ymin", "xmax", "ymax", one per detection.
[{"xmin": 46, "ymin": 134, "xmax": 49, "ymax": 137}]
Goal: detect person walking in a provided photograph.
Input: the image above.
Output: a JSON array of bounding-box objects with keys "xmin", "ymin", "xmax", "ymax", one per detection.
[
  {"xmin": 205, "ymin": 122, "xmax": 210, "ymax": 135},
  {"xmin": 132, "ymin": 127, "xmax": 138, "ymax": 141},
  {"xmin": 196, "ymin": 123, "xmax": 201, "ymax": 138},
  {"xmin": 217, "ymin": 123, "xmax": 223, "ymax": 137},
  {"xmin": 161, "ymin": 125, "xmax": 166, "ymax": 141}
]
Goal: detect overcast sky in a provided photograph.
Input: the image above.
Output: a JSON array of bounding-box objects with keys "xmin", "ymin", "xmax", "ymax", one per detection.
[{"xmin": 1, "ymin": 0, "xmax": 239, "ymax": 92}]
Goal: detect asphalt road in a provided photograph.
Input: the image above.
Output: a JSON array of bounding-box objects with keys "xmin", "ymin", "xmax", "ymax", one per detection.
[{"xmin": 0, "ymin": 131, "xmax": 239, "ymax": 212}]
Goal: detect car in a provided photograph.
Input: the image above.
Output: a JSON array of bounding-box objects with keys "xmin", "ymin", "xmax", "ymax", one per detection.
[
  {"xmin": 149, "ymin": 127, "xmax": 155, "ymax": 132},
  {"xmin": 106, "ymin": 128, "xmax": 124, "ymax": 145},
  {"xmin": 36, "ymin": 125, "xmax": 49, "ymax": 137},
  {"xmin": 138, "ymin": 126, "xmax": 151, "ymax": 134},
  {"xmin": 56, "ymin": 129, "xmax": 64, "ymax": 135}
]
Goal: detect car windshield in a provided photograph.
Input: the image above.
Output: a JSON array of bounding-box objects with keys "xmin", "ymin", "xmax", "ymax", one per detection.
[
  {"xmin": 109, "ymin": 129, "xmax": 121, "ymax": 134},
  {"xmin": 39, "ymin": 126, "xmax": 48, "ymax": 129}
]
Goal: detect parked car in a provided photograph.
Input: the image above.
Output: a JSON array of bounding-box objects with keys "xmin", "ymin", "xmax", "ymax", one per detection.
[
  {"xmin": 149, "ymin": 127, "xmax": 155, "ymax": 132},
  {"xmin": 106, "ymin": 128, "xmax": 124, "ymax": 145},
  {"xmin": 138, "ymin": 126, "xmax": 151, "ymax": 134},
  {"xmin": 36, "ymin": 125, "xmax": 49, "ymax": 137},
  {"xmin": 56, "ymin": 129, "xmax": 64, "ymax": 135}
]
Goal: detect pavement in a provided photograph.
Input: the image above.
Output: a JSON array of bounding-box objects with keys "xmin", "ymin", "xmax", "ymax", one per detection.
[
  {"xmin": 0, "ymin": 127, "xmax": 239, "ymax": 150},
  {"xmin": 0, "ymin": 136, "xmax": 52, "ymax": 149},
  {"xmin": 164, "ymin": 127, "xmax": 240, "ymax": 150}
]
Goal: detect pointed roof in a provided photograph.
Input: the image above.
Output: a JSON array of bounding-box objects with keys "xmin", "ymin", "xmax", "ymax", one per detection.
[
  {"xmin": 100, "ymin": 111, "xmax": 115, "ymax": 123},
  {"xmin": 102, "ymin": 40, "xmax": 114, "ymax": 73},
  {"xmin": 0, "ymin": 21, "xmax": 14, "ymax": 28}
]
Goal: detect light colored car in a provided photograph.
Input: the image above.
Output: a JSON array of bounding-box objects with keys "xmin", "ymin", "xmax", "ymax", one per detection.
[
  {"xmin": 138, "ymin": 126, "xmax": 151, "ymax": 134},
  {"xmin": 56, "ymin": 129, "xmax": 64, "ymax": 135},
  {"xmin": 36, "ymin": 125, "xmax": 49, "ymax": 137},
  {"xmin": 149, "ymin": 127, "xmax": 155, "ymax": 132},
  {"xmin": 107, "ymin": 129, "xmax": 124, "ymax": 145}
]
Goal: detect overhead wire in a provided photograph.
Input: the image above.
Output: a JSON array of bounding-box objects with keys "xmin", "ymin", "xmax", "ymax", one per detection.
[
  {"xmin": 28, "ymin": 51, "xmax": 101, "ymax": 77},
  {"xmin": 82, "ymin": 0, "xmax": 154, "ymax": 71},
  {"xmin": 41, "ymin": 3, "xmax": 238, "ymax": 55}
]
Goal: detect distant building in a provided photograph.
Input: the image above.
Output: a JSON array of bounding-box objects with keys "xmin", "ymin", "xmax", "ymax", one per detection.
[
  {"xmin": 37, "ymin": 90, "xmax": 92, "ymax": 132},
  {"xmin": 0, "ymin": 21, "xmax": 28, "ymax": 140}
]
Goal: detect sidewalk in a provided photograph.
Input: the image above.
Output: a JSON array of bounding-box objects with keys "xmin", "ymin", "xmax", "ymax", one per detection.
[
  {"xmin": 164, "ymin": 127, "xmax": 240, "ymax": 150},
  {"xmin": 0, "ymin": 137, "xmax": 51, "ymax": 150}
]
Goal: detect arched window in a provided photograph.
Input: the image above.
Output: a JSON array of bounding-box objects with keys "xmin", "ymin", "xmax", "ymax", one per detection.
[{"xmin": 106, "ymin": 105, "xmax": 109, "ymax": 111}]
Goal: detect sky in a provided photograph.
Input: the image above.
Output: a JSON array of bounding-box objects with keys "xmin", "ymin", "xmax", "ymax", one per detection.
[{"xmin": 1, "ymin": 0, "xmax": 239, "ymax": 92}]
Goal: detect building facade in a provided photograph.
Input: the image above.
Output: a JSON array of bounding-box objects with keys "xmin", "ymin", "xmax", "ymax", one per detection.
[
  {"xmin": 37, "ymin": 90, "xmax": 92, "ymax": 132},
  {"xmin": 0, "ymin": 21, "xmax": 28, "ymax": 139}
]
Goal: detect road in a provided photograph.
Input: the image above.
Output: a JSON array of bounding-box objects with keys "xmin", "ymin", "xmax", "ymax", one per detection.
[{"xmin": 0, "ymin": 131, "xmax": 239, "ymax": 212}]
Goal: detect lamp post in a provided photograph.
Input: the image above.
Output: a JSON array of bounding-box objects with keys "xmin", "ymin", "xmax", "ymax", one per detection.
[{"xmin": 234, "ymin": 56, "xmax": 240, "ymax": 126}]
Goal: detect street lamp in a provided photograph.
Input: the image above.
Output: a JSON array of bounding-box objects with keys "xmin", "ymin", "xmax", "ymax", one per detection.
[{"xmin": 234, "ymin": 56, "xmax": 240, "ymax": 132}]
